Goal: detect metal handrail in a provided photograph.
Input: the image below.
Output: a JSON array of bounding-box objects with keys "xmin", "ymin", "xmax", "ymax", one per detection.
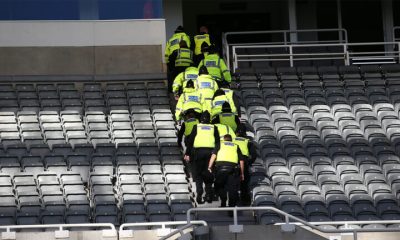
[
  {"xmin": 158, "ymin": 223, "xmax": 197, "ymax": 240},
  {"xmin": 119, "ymin": 220, "xmax": 207, "ymax": 240},
  {"xmin": 275, "ymin": 220, "xmax": 400, "ymax": 226},
  {"xmin": 232, "ymin": 43, "xmax": 346, "ymax": 70},
  {"xmin": 119, "ymin": 220, "xmax": 207, "ymax": 231},
  {"xmin": 223, "ymin": 28, "xmax": 348, "ymax": 70},
  {"xmin": 231, "ymin": 41, "xmax": 400, "ymax": 70},
  {"xmin": 186, "ymin": 206, "xmax": 400, "ymax": 240},
  {"xmin": 0, "ymin": 223, "xmax": 116, "ymax": 232}
]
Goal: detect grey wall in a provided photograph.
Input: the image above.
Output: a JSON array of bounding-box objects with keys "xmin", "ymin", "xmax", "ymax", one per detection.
[
  {"xmin": 163, "ymin": 0, "xmax": 183, "ymax": 40},
  {"xmin": 0, "ymin": 45, "xmax": 163, "ymax": 76}
]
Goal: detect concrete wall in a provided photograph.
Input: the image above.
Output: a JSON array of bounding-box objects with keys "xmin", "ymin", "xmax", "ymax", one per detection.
[
  {"xmin": 0, "ymin": 45, "xmax": 162, "ymax": 76},
  {"xmin": 0, "ymin": 20, "xmax": 166, "ymax": 76},
  {"xmin": 163, "ymin": 0, "xmax": 183, "ymax": 40}
]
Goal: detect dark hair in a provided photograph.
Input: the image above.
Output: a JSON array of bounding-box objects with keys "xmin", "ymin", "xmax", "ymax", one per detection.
[
  {"xmin": 198, "ymin": 66, "xmax": 209, "ymax": 75},
  {"xmin": 223, "ymin": 134, "xmax": 232, "ymax": 141},
  {"xmin": 200, "ymin": 111, "xmax": 211, "ymax": 124},
  {"xmin": 186, "ymin": 80, "xmax": 194, "ymax": 88},
  {"xmin": 201, "ymin": 42, "xmax": 209, "ymax": 53},
  {"xmin": 184, "ymin": 109, "xmax": 196, "ymax": 120},
  {"xmin": 199, "ymin": 26, "xmax": 209, "ymax": 34},
  {"xmin": 213, "ymin": 89, "xmax": 225, "ymax": 99}
]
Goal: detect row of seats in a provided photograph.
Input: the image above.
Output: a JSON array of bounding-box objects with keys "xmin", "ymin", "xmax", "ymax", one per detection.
[
  {"xmin": 237, "ymin": 64, "xmax": 400, "ymax": 82},
  {"xmin": 0, "ymin": 109, "xmax": 176, "ymax": 147},
  {"xmin": 0, "ymin": 82, "xmax": 170, "ymax": 113},
  {"xmin": 0, "ymin": 170, "xmax": 192, "ymax": 227},
  {"xmin": 0, "ymin": 82, "xmax": 196, "ymax": 228}
]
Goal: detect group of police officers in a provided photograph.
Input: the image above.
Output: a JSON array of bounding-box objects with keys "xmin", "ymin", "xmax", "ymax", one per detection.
[{"xmin": 165, "ymin": 26, "xmax": 256, "ymax": 211}]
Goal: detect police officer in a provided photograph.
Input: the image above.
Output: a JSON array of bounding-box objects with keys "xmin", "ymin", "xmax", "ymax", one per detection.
[
  {"xmin": 175, "ymin": 80, "xmax": 203, "ymax": 121},
  {"xmin": 215, "ymin": 122, "xmax": 236, "ymax": 140},
  {"xmin": 165, "ymin": 26, "xmax": 191, "ymax": 63},
  {"xmin": 193, "ymin": 26, "xmax": 212, "ymax": 66},
  {"xmin": 165, "ymin": 26, "xmax": 191, "ymax": 92},
  {"xmin": 177, "ymin": 109, "xmax": 200, "ymax": 148},
  {"xmin": 185, "ymin": 111, "xmax": 220, "ymax": 204},
  {"xmin": 198, "ymin": 44, "xmax": 231, "ymax": 86},
  {"xmin": 219, "ymin": 81, "xmax": 240, "ymax": 117},
  {"xmin": 172, "ymin": 66, "xmax": 199, "ymax": 99},
  {"xmin": 210, "ymin": 89, "xmax": 237, "ymax": 119},
  {"xmin": 212, "ymin": 102, "xmax": 240, "ymax": 132},
  {"xmin": 235, "ymin": 124, "xmax": 257, "ymax": 205},
  {"xmin": 196, "ymin": 66, "xmax": 218, "ymax": 107},
  {"xmin": 169, "ymin": 40, "xmax": 194, "ymax": 86},
  {"xmin": 208, "ymin": 134, "xmax": 244, "ymax": 209}
]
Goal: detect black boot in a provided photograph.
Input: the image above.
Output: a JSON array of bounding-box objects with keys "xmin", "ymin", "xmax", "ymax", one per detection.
[
  {"xmin": 205, "ymin": 194, "xmax": 213, "ymax": 203},
  {"xmin": 196, "ymin": 195, "xmax": 204, "ymax": 204}
]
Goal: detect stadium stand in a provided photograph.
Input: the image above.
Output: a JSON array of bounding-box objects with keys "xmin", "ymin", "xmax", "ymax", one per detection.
[
  {"xmin": 236, "ymin": 64, "xmax": 400, "ymax": 228},
  {"xmin": 2, "ymin": 64, "xmax": 400, "ymax": 238}
]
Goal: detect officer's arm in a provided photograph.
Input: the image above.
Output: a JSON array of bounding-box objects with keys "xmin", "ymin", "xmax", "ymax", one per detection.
[
  {"xmin": 164, "ymin": 41, "xmax": 170, "ymax": 62},
  {"xmin": 177, "ymin": 123, "xmax": 185, "ymax": 147},
  {"xmin": 172, "ymin": 73, "xmax": 183, "ymax": 96},
  {"xmin": 233, "ymin": 92, "xmax": 241, "ymax": 117},
  {"xmin": 220, "ymin": 60, "xmax": 232, "ymax": 82},
  {"xmin": 184, "ymin": 34, "xmax": 191, "ymax": 47},
  {"xmin": 211, "ymin": 116, "xmax": 219, "ymax": 124},
  {"xmin": 235, "ymin": 115, "xmax": 240, "ymax": 125},
  {"xmin": 169, "ymin": 51, "xmax": 178, "ymax": 68},
  {"xmin": 213, "ymin": 127, "xmax": 220, "ymax": 150},
  {"xmin": 213, "ymin": 81, "xmax": 219, "ymax": 92},
  {"xmin": 185, "ymin": 126, "xmax": 197, "ymax": 155},
  {"xmin": 198, "ymin": 59, "xmax": 204, "ymax": 69},
  {"xmin": 208, "ymin": 153, "xmax": 217, "ymax": 171},
  {"xmin": 237, "ymin": 148, "xmax": 245, "ymax": 180},
  {"xmin": 175, "ymin": 96, "xmax": 184, "ymax": 120},
  {"xmin": 248, "ymin": 141, "xmax": 257, "ymax": 164}
]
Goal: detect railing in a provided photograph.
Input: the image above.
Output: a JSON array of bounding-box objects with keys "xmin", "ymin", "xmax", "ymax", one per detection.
[
  {"xmin": 232, "ymin": 43, "xmax": 347, "ymax": 70},
  {"xmin": 346, "ymin": 42, "xmax": 400, "ymax": 65},
  {"xmin": 0, "ymin": 223, "xmax": 117, "ymax": 239},
  {"xmin": 231, "ymin": 41, "xmax": 400, "ymax": 71},
  {"xmin": 119, "ymin": 220, "xmax": 207, "ymax": 239},
  {"xmin": 186, "ymin": 206, "xmax": 400, "ymax": 240},
  {"xmin": 222, "ymin": 28, "xmax": 348, "ymax": 70}
]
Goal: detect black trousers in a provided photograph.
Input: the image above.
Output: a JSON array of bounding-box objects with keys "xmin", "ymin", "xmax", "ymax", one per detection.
[
  {"xmin": 214, "ymin": 166, "xmax": 240, "ymax": 207},
  {"xmin": 190, "ymin": 148, "xmax": 214, "ymax": 197}
]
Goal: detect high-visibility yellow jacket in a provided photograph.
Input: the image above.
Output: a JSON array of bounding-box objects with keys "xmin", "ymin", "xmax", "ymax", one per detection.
[
  {"xmin": 165, "ymin": 33, "xmax": 191, "ymax": 63},
  {"xmin": 172, "ymin": 67, "xmax": 199, "ymax": 96},
  {"xmin": 175, "ymin": 88, "xmax": 203, "ymax": 121},
  {"xmin": 198, "ymin": 54, "xmax": 231, "ymax": 82},
  {"xmin": 194, "ymin": 34, "xmax": 211, "ymax": 55}
]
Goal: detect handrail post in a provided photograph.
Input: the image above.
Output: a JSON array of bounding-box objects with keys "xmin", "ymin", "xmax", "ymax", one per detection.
[
  {"xmin": 398, "ymin": 42, "xmax": 400, "ymax": 63},
  {"xmin": 345, "ymin": 44, "xmax": 350, "ymax": 65},
  {"xmin": 228, "ymin": 207, "xmax": 243, "ymax": 233},
  {"xmin": 289, "ymin": 46, "xmax": 294, "ymax": 67},
  {"xmin": 283, "ymin": 31, "xmax": 287, "ymax": 45}
]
